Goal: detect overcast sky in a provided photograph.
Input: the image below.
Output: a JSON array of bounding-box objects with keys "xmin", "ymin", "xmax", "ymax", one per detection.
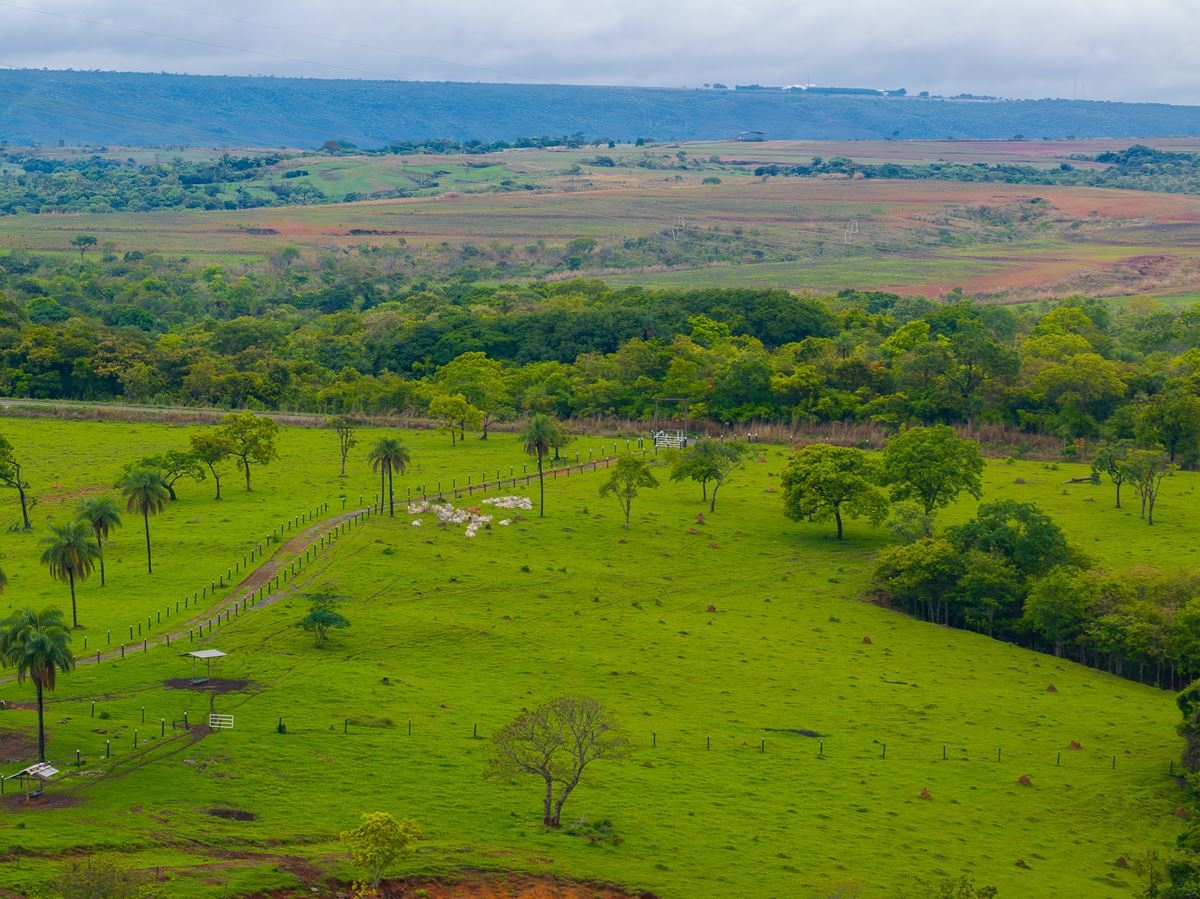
[{"xmin": 1, "ymin": 0, "xmax": 1198, "ymax": 105}]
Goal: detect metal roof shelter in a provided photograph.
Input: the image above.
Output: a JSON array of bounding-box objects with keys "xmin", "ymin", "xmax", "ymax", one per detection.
[
  {"xmin": 4, "ymin": 762, "xmax": 58, "ymax": 799},
  {"xmin": 187, "ymin": 649, "xmax": 226, "ymax": 684}
]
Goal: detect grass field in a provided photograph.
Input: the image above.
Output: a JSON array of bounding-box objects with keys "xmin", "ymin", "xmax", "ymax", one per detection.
[{"xmin": 0, "ymin": 415, "xmax": 1189, "ymax": 898}]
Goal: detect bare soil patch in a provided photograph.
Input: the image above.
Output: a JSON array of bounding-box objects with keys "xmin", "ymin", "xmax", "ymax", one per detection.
[
  {"xmin": 206, "ymin": 807, "xmax": 258, "ymax": 821},
  {"xmin": 0, "ymin": 727, "xmax": 37, "ymax": 763},
  {"xmin": 162, "ymin": 677, "xmax": 251, "ymax": 694}
]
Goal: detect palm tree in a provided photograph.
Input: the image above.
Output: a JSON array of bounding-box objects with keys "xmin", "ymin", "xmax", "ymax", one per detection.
[
  {"xmin": 0, "ymin": 607, "xmax": 75, "ymax": 761},
  {"xmin": 520, "ymin": 414, "xmax": 563, "ymax": 518},
  {"xmin": 117, "ymin": 467, "xmax": 169, "ymax": 574},
  {"xmin": 76, "ymin": 496, "xmax": 122, "ymax": 587},
  {"xmin": 367, "ymin": 437, "xmax": 411, "ymax": 517},
  {"xmin": 41, "ymin": 521, "xmax": 100, "ymax": 629}
]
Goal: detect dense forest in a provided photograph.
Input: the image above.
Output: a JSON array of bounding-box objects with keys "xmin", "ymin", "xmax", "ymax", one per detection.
[{"xmin": 1, "ymin": 245, "xmax": 1198, "ymax": 456}]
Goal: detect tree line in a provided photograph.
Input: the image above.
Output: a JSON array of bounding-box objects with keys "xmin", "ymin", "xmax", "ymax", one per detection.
[
  {"xmin": 5, "ymin": 247, "xmax": 1200, "ymax": 457},
  {"xmin": 753, "ymin": 144, "xmax": 1200, "ymax": 195}
]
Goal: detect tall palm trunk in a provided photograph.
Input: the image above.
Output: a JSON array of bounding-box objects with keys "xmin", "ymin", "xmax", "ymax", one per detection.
[
  {"xmin": 68, "ymin": 570, "xmax": 78, "ymax": 629},
  {"xmin": 387, "ymin": 466, "xmax": 395, "ymax": 517},
  {"xmin": 96, "ymin": 532, "xmax": 106, "ymax": 586},
  {"xmin": 35, "ymin": 678, "xmax": 45, "ymax": 761},
  {"xmin": 537, "ymin": 451, "xmax": 545, "ymax": 517},
  {"xmin": 143, "ymin": 510, "xmax": 153, "ymax": 574}
]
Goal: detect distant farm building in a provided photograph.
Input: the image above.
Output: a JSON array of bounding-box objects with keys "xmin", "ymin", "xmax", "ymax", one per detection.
[{"xmin": 737, "ymin": 131, "xmax": 765, "ymax": 142}]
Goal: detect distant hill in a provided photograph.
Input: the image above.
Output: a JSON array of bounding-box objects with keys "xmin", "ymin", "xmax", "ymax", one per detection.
[{"xmin": 3, "ymin": 69, "xmax": 1200, "ymax": 148}]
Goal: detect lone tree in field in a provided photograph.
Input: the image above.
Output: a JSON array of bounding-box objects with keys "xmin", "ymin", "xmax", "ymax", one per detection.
[
  {"xmin": 40, "ymin": 521, "xmax": 101, "ymax": 629},
  {"xmin": 781, "ymin": 443, "xmax": 888, "ymax": 540},
  {"xmin": 486, "ymin": 695, "xmax": 627, "ymax": 828},
  {"xmin": 340, "ymin": 812, "xmax": 421, "ymax": 892},
  {"xmin": 190, "ymin": 430, "xmax": 236, "ymax": 500},
  {"xmin": 1125, "ymin": 448, "xmax": 1175, "ymax": 525},
  {"xmin": 0, "ymin": 606, "xmax": 75, "ymax": 761},
  {"xmin": 367, "ymin": 436, "xmax": 410, "ymax": 517},
  {"xmin": 70, "ymin": 234, "xmax": 98, "ymax": 259},
  {"xmin": 76, "ymin": 496, "xmax": 122, "ymax": 587},
  {"xmin": 0, "ymin": 434, "xmax": 32, "ymax": 529},
  {"xmin": 297, "ymin": 588, "xmax": 350, "ymax": 648},
  {"xmin": 520, "ymin": 413, "xmax": 564, "ymax": 518},
  {"xmin": 599, "ymin": 455, "xmax": 659, "ymax": 529},
  {"xmin": 328, "ymin": 415, "xmax": 356, "ymax": 476},
  {"xmin": 1092, "ymin": 438, "xmax": 1133, "ymax": 509},
  {"xmin": 117, "ymin": 467, "xmax": 169, "ymax": 574},
  {"xmin": 670, "ymin": 440, "xmax": 747, "ymax": 512},
  {"xmin": 881, "ymin": 425, "xmax": 983, "ymax": 530},
  {"xmin": 219, "ymin": 411, "xmax": 279, "ymax": 491}
]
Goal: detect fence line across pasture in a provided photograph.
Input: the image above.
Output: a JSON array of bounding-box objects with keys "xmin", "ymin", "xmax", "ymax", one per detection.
[
  {"xmin": 8, "ymin": 702, "xmax": 1180, "ymax": 801},
  {"xmin": 71, "ymin": 503, "xmax": 377, "ymax": 670}
]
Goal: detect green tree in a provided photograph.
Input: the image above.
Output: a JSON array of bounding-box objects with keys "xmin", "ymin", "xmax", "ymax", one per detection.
[
  {"xmin": 520, "ymin": 414, "xmax": 564, "ymax": 518},
  {"xmin": 297, "ymin": 589, "xmax": 350, "ymax": 648},
  {"xmin": 117, "ymin": 467, "xmax": 169, "ymax": 574},
  {"xmin": 329, "ymin": 415, "xmax": 356, "ymax": 476},
  {"xmin": 40, "ymin": 520, "xmax": 100, "ymax": 629},
  {"xmin": 121, "ymin": 449, "xmax": 205, "ymax": 502},
  {"xmin": 0, "ymin": 606, "xmax": 75, "ymax": 761},
  {"xmin": 433, "ymin": 351, "xmax": 513, "ymax": 439},
  {"xmin": 486, "ymin": 696, "xmax": 627, "ymax": 828},
  {"xmin": 1023, "ymin": 568, "xmax": 1097, "ymax": 659},
  {"xmin": 219, "ymin": 410, "xmax": 279, "ymax": 491},
  {"xmin": 946, "ymin": 500, "xmax": 1073, "ymax": 579},
  {"xmin": 1135, "ymin": 390, "xmax": 1200, "ymax": 467},
  {"xmin": 428, "ymin": 392, "xmax": 483, "ymax": 446},
  {"xmin": 339, "ymin": 812, "xmax": 421, "ymax": 891},
  {"xmin": 1092, "ymin": 438, "xmax": 1133, "ymax": 508},
  {"xmin": 872, "ymin": 537, "xmax": 964, "ymax": 624},
  {"xmin": 669, "ymin": 441, "xmax": 746, "ymax": 512},
  {"xmin": 367, "ymin": 436, "xmax": 410, "ymax": 517},
  {"xmin": 881, "ymin": 425, "xmax": 983, "ymax": 524},
  {"xmin": 76, "ymin": 496, "xmax": 122, "ymax": 587},
  {"xmin": 70, "ymin": 234, "xmax": 98, "ymax": 259},
  {"xmin": 599, "ymin": 455, "xmax": 659, "ymax": 529},
  {"xmin": 0, "ymin": 434, "xmax": 32, "ymax": 529},
  {"xmin": 780, "ymin": 443, "xmax": 888, "ymax": 540},
  {"xmin": 189, "ymin": 431, "xmax": 236, "ymax": 500},
  {"xmin": 937, "ymin": 319, "xmax": 1019, "ymax": 427},
  {"xmin": 955, "ymin": 549, "xmax": 1023, "ymax": 636},
  {"xmin": 1125, "ymin": 448, "xmax": 1175, "ymax": 525}
]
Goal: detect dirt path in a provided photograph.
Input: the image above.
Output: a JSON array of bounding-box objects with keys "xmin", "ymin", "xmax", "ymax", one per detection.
[
  {"xmin": 3, "ymin": 456, "xmax": 619, "ymax": 682},
  {"xmin": 0, "ymin": 508, "xmax": 375, "ymax": 682}
]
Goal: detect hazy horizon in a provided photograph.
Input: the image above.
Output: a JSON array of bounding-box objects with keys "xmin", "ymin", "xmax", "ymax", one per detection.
[{"xmin": 1, "ymin": 1, "xmax": 1198, "ymax": 106}]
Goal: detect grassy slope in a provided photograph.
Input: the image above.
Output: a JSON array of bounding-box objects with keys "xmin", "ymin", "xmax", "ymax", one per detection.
[{"xmin": 0, "ymin": 417, "xmax": 1189, "ymax": 898}]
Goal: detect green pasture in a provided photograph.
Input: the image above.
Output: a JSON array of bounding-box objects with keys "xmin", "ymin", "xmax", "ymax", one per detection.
[{"xmin": 0, "ymin": 416, "xmax": 1190, "ymax": 897}]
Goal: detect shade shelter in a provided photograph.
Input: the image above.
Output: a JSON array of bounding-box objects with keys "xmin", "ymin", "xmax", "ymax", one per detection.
[
  {"xmin": 4, "ymin": 762, "xmax": 58, "ymax": 800},
  {"xmin": 187, "ymin": 649, "xmax": 226, "ymax": 684}
]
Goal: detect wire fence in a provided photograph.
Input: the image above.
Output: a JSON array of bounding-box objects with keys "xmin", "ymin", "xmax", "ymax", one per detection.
[{"xmin": 6, "ymin": 700, "xmax": 1179, "ymax": 802}]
